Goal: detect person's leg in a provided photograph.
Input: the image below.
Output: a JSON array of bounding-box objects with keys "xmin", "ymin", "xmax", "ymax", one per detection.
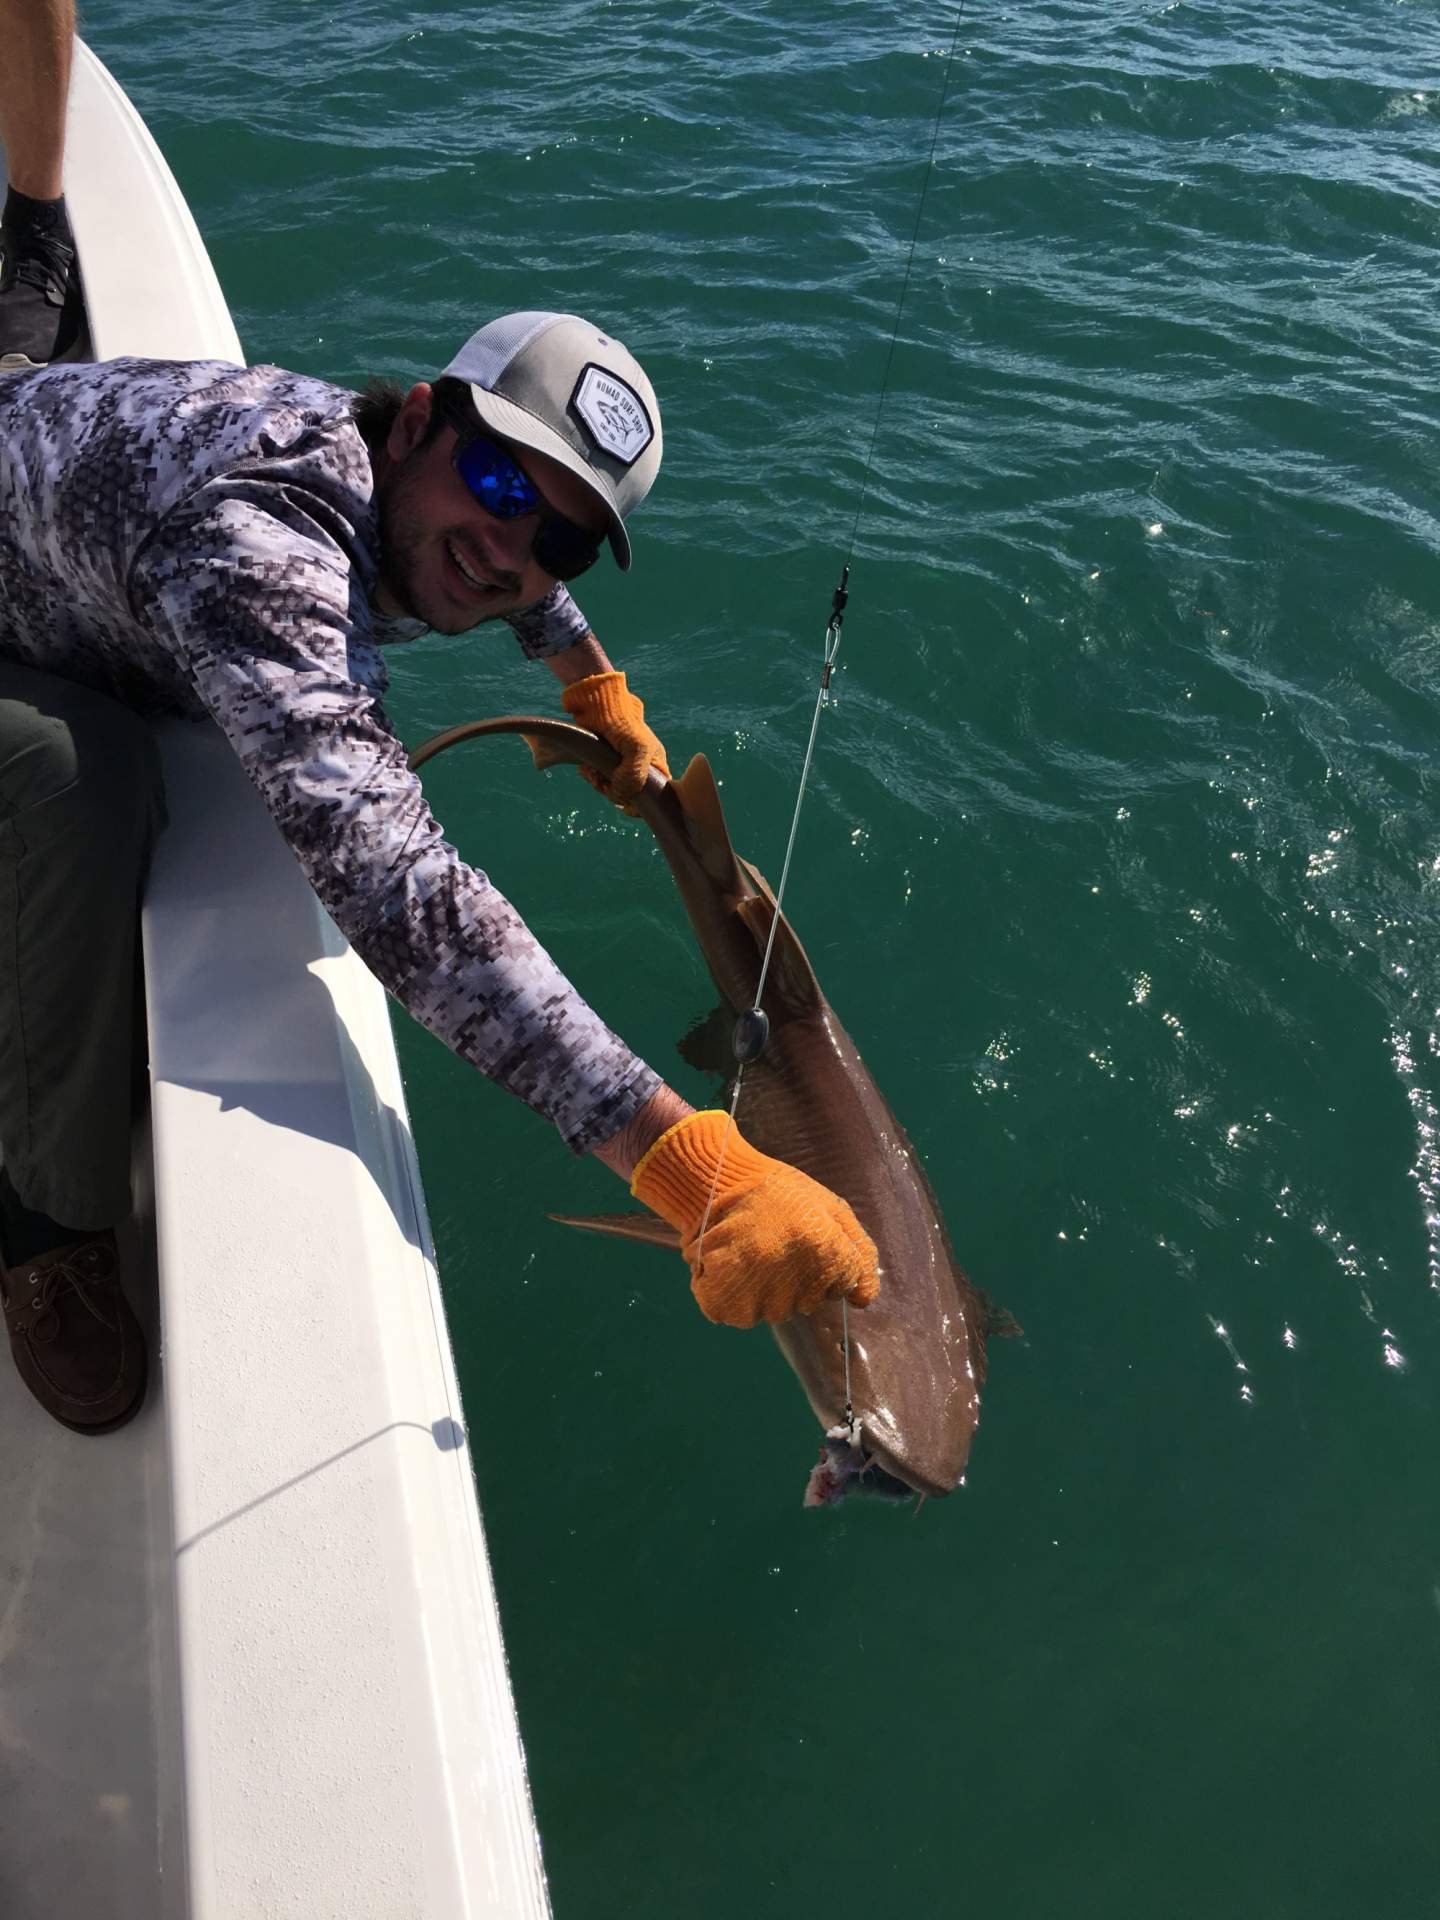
[
  {"xmin": 0, "ymin": 0, "xmax": 74, "ymax": 200},
  {"xmin": 0, "ymin": 660, "xmax": 164, "ymax": 1432},
  {"xmin": 0, "ymin": 0, "xmax": 81, "ymax": 369},
  {"xmin": 0, "ymin": 660, "xmax": 166, "ymax": 1228}
]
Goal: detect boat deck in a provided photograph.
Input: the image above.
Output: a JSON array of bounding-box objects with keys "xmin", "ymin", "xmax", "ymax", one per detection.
[
  {"xmin": 0, "ymin": 1179, "xmax": 175, "ymax": 1917},
  {"xmin": 0, "ymin": 71, "xmax": 178, "ymax": 1920},
  {"xmin": 1, "ymin": 46, "xmax": 549, "ymax": 1920}
]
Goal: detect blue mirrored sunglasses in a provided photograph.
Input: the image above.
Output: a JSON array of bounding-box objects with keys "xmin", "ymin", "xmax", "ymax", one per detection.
[{"xmin": 447, "ymin": 419, "xmax": 603, "ymax": 584}]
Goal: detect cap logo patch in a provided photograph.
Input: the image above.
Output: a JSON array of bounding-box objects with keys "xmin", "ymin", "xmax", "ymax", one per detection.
[{"xmin": 572, "ymin": 364, "xmax": 654, "ymax": 465}]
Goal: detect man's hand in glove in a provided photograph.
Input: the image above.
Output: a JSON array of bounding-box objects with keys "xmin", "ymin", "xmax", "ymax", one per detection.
[
  {"xmin": 560, "ymin": 670, "xmax": 670, "ymax": 810},
  {"xmin": 631, "ymin": 1109, "xmax": 881, "ymax": 1329}
]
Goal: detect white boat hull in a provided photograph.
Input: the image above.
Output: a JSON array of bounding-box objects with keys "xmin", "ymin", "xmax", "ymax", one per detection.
[{"xmin": 1, "ymin": 43, "xmax": 550, "ymax": 1920}]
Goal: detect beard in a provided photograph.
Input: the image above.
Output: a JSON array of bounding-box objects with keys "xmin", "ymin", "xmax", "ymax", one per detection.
[{"xmin": 373, "ymin": 450, "xmax": 525, "ymax": 634}]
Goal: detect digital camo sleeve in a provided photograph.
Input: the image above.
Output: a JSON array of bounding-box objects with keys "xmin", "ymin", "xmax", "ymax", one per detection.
[
  {"xmin": 128, "ymin": 476, "xmax": 661, "ymax": 1152},
  {"xmin": 503, "ymin": 583, "xmax": 591, "ymax": 661}
]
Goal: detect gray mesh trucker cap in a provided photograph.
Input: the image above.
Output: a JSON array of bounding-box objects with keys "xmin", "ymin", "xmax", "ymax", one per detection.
[{"xmin": 440, "ymin": 311, "xmax": 662, "ymax": 571}]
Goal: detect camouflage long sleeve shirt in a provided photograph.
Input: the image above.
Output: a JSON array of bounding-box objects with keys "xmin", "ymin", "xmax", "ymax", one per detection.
[{"xmin": 0, "ymin": 357, "xmax": 661, "ymax": 1151}]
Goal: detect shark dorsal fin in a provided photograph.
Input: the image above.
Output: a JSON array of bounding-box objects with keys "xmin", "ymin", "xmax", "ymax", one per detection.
[{"xmin": 671, "ymin": 753, "xmax": 746, "ymax": 887}]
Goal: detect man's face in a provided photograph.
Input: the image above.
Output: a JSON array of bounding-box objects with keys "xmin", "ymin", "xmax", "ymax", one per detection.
[{"xmin": 373, "ymin": 384, "xmax": 608, "ymax": 632}]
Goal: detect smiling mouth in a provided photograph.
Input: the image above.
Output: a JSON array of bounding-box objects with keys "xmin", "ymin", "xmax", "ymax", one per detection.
[{"xmin": 445, "ymin": 536, "xmax": 505, "ymax": 596}]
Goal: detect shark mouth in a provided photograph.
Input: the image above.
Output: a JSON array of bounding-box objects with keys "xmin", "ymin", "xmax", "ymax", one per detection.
[{"xmin": 802, "ymin": 1424, "xmax": 916, "ymax": 1508}]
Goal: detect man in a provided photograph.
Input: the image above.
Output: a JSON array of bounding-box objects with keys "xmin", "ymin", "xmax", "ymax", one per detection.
[{"xmin": 0, "ymin": 309, "xmax": 880, "ymax": 1435}]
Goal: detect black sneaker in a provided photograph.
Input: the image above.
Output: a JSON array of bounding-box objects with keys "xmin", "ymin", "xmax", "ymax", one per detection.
[{"xmin": 0, "ymin": 194, "xmax": 84, "ymax": 371}]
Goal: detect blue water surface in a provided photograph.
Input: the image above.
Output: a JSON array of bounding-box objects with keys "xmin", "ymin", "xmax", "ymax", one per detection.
[{"xmin": 85, "ymin": 3, "xmax": 1440, "ymax": 1913}]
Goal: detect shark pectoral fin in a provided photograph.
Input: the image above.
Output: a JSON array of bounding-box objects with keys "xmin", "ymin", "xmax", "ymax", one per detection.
[
  {"xmin": 549, "ymin": 1210, "xmax": 683, "ymax": 1251},
  {"xmin": 733, "ymin": 891, "xmax": 824, "ymax": 1013},
  {"xmin": 984, "ymin": 1299, "xmax": 1024, "ymax": 1339}
]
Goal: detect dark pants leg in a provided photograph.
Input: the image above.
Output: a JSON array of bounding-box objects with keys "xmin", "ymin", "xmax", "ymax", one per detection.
[{"xmin": 0, "ymin": 661, "xmax": 167, "ymax": 1229}]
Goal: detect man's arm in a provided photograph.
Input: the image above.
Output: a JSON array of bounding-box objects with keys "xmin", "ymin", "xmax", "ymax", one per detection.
[
  {"xmin": 133, "ymin": 478, "xmax": 663, "ymax": 1157},
  {"xmin": 591, "ymin": 1083, "xmax": 693, "ymax": 1179},
  {"xmin": 541, "ymin": 627, "xmax": 670, "ymax": 805},
  {"xmin": 543, "ymin": 629, "xmax": 614, "ymax": 686},
  {"xmin": 133, "ymin": 479, "xmax": 877, "ymax": 1328},
  {"xmin": 502, "ymin": 591, "xmax": 666, "ymax": 799}
]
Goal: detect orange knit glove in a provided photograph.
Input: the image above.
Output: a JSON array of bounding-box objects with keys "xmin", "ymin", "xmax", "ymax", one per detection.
[
  {"xmin": 560, "ymin": 671, "xmax": 670, "ymax": 810},
  {"xmin": 631, "ymin": 1110, "xmax": 881, "ymax": 1329}
]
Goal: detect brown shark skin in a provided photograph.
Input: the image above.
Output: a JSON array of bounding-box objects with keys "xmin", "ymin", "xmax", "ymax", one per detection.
[
  {"xmin": 730, "ymin": 1002, "xmax": 987, "ymax": 1498},
  {"xmin": 410, "ymin": 718, "xmax": 994, "ymax": 1498}
]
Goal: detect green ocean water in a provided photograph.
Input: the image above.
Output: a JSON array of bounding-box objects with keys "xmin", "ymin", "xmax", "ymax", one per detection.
[{"xmin": 86, "ymin": 2, "xmax": 1440, "ymax": 1912}]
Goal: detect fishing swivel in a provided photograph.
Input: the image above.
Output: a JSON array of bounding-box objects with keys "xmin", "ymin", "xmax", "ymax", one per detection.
[{"xmin": 821, "ymin": 565, "xmax": 849, "ymax": 693}]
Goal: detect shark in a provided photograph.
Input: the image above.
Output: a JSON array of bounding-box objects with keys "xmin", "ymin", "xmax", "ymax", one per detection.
[{"xmin": 410, "ymin": 717, "xmax": 1013, "ymax": 1505}]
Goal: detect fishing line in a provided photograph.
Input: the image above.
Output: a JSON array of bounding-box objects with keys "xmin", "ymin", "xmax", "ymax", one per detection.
[
  {"xmin": 694, "ymin": 6, "xmax": 969, "ymax": 1408},
  {"xmin": 847, "ymin": 0, "xmax": 969, "ymax": 559}
]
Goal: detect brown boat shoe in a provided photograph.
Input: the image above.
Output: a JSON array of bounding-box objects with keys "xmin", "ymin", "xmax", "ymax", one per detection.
[{"xmin": 2, "ymin": 1232, "xmax": 147, "ymax": 1433}]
